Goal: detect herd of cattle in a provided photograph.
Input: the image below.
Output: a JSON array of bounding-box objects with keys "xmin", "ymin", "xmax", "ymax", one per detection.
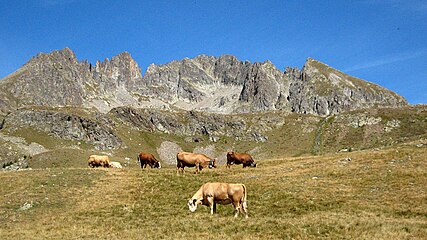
[
  {"xmin": 87, "ymin": 151, "xmax": 256, "ymax": 217},
  {"xmin": 87, "ymin": 151, "xmax": 257, "ymax": 172}
]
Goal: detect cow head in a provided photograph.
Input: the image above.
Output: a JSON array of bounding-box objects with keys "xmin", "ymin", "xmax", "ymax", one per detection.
[
  {"xmin": 208, "ymin": 159, "xmax": 217, "ymax": 169},
  {"xmin": 153, "ymin": 161, "xmax": 161, "ymax": 169},
  {"xmin": 251, "ymin": 161, "xmax": 257, "ymax": 167},
  {"xmin": 187, "ymin": 199, "xmax": 199, "ymax": 212}
]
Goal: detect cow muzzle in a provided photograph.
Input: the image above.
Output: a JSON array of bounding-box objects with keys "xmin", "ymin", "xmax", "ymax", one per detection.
[{"xmin": 188, "ymin": 200, "xmax": 198, "ymax": 212}]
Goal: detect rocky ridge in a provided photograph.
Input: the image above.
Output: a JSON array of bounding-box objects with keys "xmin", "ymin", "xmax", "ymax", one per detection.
[
  {"xmin": 5, "ymin": 108, "xmax": 122, "ymax": 150},
  {"xmin": 0, "ymin": 48, "xmax": 408, "ymax": 116}
]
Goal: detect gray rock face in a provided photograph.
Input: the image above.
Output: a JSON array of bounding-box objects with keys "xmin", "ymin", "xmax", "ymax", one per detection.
[
  {"xmin": 3, "ymin": 48, "xmax": 86, "ymax": 107},
  {"xmin": 239, "ymin": 61, "xmax": 291, "ymax": 112},
  {"xmin": 0, "ymin": 48, "xmax": 408, "ymax": 116},
  {"xmin": 156, "ymin": 141, "xmax": 183, "ymax": 165},
  {"xmin": 287, "ymin": 58, "xmax": 408, "ymax": 115},
  {"xmin": 140, "ymin": 54, "xmax": 250, "ymax": 113},
  {"xmin": 0, "ymin": 48, "xmax": 143, "ymax": 114},
  {"xmin": 5, "ymin": 109, "xmax": 122, "ymax": 150},
  {"xmin": 110, "ymin": 107, "xmax": 269, "ymax": 142}
]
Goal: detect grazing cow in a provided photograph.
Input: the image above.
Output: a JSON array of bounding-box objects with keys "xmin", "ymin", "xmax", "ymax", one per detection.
[
  {"xmin": 226, "ymin": 152, "xmax": 257, "ymax": 168},
  {"xmin": 176, "ymin": 152, "xmax": 217, "ymax": 174},
  {"xmin": 137, "ymin": 152, "xmax": 161, "ymax": 168},
  {"xmin": 109, "ymin": 161, "xmax": 123, "ymax": 169},
  {"xmin": 88, "ymin": 155, "xmax": 110, "ymax": 168},
  {"xmin": 187, "ymin": 182, "xmax": 248, "ymax": 218}
]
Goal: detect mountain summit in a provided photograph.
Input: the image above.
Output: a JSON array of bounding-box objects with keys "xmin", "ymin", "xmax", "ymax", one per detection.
[{"xmin": 0, "ymin": 48, "xmax": 407, "ymax": 115}]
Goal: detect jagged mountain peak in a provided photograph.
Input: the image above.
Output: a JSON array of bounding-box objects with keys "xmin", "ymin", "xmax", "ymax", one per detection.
[
  {"xmin": 28, "ymin": 47, "xmax": 77, "ymax": 66},
  {"xmin": 301, "ymin": 57, "xmax": 404, "ymax": 98},
  {"xmin": 0, "ymin": 48, "xmax": 408, "ymax": 115},
  {"xmin": 286, "ymin": 57, "xmax": 408, "ymax": 115}
]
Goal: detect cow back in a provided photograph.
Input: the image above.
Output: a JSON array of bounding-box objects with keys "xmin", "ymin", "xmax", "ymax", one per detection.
[
  {"xmin": 227, "ymin": 152, "xmax": 253, "ymax": 163},
  {"xmin": 138, "ymin": 152, "xmax": 160, "ymax": 168},
  {"xmin": 139, "ymin": 152, "xmax": 155, "ymax": 161},
  {"xmin": 88, "ymin": 155, "xmax": 110, "ymax": 167},
  {"xmin": 202, "ymin": 182, "xmax": 245, "ymax": 203},
  {"xmin": 177, "ymin": 152, "xmax": 211, "ymax": 166}
]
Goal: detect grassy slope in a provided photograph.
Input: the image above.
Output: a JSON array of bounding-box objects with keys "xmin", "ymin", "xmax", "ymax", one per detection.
[
  {"xmin": 2, "ymin": 105, "xmax": 425, "ymax": 169},
  {"xmin": 1, "ymin": 143, "xmax": 426, "ymax": 239},
  {"xmin": 320, "ymin": 107, "xmax": 427, "ymax": 153}
]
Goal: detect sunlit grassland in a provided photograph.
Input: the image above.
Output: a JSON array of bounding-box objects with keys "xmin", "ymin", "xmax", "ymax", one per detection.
[{"xmin": 0, "ymin": 144, "xmax": 426, "ymax": 239}]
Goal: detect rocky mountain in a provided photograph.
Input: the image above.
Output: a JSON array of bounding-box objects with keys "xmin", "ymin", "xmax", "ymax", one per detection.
[
  {"xmin": 0, "ymin": 48, "xmax": 407, "ymax": 116},
  {"xmin": 0, "ymin": 48, "xmax": 143, "ymax": 114}
]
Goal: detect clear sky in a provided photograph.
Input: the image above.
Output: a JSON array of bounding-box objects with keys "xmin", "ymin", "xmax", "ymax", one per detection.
[{"xmin": 1, "ymin": 0, "xmax": 426, "ymax": 103}]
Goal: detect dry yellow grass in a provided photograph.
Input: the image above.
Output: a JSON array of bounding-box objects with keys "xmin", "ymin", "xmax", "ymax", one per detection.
[{"xmin": 0, "ymin": 143, "xmax": 426, "ymax": 239}]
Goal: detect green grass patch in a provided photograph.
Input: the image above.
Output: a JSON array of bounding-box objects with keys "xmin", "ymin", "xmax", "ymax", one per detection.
[{"xmin": 0, "ymin": 145, "xmax": 426, "ymax": 239}]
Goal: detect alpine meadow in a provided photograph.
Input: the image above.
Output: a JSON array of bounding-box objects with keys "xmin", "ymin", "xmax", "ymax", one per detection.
[{"xmin": 0, "ymin": 48, "xmax": 426, "ymax": 239}]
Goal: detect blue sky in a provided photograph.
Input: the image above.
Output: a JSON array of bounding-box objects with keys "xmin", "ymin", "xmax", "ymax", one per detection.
[{"xmin": 1, "ymin": 0, "xmax": 426, "ymax": 103}]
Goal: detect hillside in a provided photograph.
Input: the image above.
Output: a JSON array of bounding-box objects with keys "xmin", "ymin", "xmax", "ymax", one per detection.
[
  {"xmin": 1, "ymin": 104, "xmax": 426, "ymax": 170},
  {"xmin": 0, "ymin": 48, "xmax": 425, "ymax": 239},
  {"xmin": 0, "ymin": 48, "xmax": 414, "ymax": 168},
  {"xmin": 0, "ymin": 143, "xmax": 426, "ymax": 239}
]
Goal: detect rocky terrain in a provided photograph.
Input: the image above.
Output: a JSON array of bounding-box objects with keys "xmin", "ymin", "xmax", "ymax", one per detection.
[
  {"xmin": 0, "ymin": 48, "xmax": 423, "ymax": 170},
  {"xmin": 0, "ymin": 48, "xmax": 407, "ymax": 115}
]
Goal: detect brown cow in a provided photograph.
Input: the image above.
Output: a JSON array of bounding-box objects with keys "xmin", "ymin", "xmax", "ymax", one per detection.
[
  {"xmin": 137, "ymin": 152, "xmax": 161, "ymax": 168},
  {"xmin": 226, "ymin": 152, "xmax": 257, "ymax": 168},
  {"xmin": 187, "ymin": 182, "xmax": 248, "ymax": 218},
  {"xmin": 88, "ymin": 155, "xmax": 110, "ymax": 168},
  {"xmin": 176, "ymin": 152, "xmax": 217, "ymax": 174}
]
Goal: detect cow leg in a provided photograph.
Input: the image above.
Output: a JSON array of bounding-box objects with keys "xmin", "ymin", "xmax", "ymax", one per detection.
[
  {"xmin": 213, "ymin": 202, "xmax": 217, "ymax": 213},
  {"xmin": 176, "ymin": 166, "xmax": 184, "ymax": 174},
  {"xmin": 207, "ymin": 197, "xmax": 214, "ymax": 214},
  {"xmin": 242, "ymin": 199, "xmax": 248, "ymax": 219},
  {"xmin": 233, "ymin": 202, "xmax": 240, "ymax": 218}
]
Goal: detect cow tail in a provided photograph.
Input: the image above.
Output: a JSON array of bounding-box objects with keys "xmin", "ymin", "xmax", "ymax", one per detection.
[{"xmin": 242, "ymin": 184, "xmax": 247, "ymax": 210}]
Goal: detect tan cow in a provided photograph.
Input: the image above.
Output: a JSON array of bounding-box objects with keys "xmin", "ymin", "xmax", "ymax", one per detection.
[
  {"xmin": 176, "ymin": 152, "xmax": 217, "ymax": 174},
  {"xmin": 187, "ymin": 182, "xmax": 248, "ymax": 218},
  {"xmin": 88, "ymin": 155, "xmax": 110, "ymax": 168},
  {"xmin": 109, "ymin": 161, "xmax": 123, "ymax": 168},
  {"xmin": 137, "ymin": 152, "xmax": 161, "ymax": 168},
  {"xmin": 226, "ymin": 152, "xmax": 257, "ymax": 168}
]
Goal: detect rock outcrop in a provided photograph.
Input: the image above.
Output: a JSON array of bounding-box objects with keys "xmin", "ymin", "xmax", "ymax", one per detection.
[
  {"xmin": 0, "ymin": 48, "xmax": 408, "ymax": 116},
  {"xmin": 0, "ymin": 48, "xmax": 143, "ymax": 114},
  {"xmin": 287, "ymin": 58, "xmax": 407, "ymax": 115},
  {"xmin": 4, "ymin": 108, "xmax": 122, "ymax": 150}
]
